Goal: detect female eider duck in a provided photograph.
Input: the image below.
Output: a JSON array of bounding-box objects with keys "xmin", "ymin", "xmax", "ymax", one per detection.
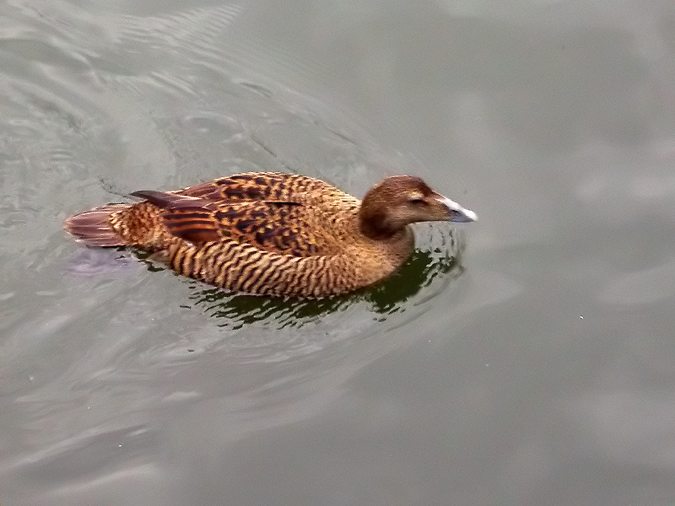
[{"xmin": 65, "ymin": 172, "xmax": 476, "ymax": 298}]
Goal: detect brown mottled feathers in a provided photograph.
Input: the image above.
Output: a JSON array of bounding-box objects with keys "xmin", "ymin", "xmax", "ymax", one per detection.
[
  {"xmin": 178, "ymin": 172, "xmax": 334, "ymax": 202},
  {"xmin": 127, "ymin": 191, "xmax": 310, "ymax": 255},
  {"xmin": 129, "ymin": 172, "xmax": 354, "ymax": 257},
  {"xmin": 64, "ymin": 171, "xmax": 419, "ymax": 298}
]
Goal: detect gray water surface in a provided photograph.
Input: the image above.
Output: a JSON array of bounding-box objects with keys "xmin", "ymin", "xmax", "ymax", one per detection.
[{"xmin": 2, "ymin": 1, "xmax": 675, "ymax": 505}]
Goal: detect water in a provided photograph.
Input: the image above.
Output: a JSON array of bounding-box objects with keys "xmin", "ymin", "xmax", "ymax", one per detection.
[{"xmin": 1, "ymin": 1, "xmax": 675, "ymax": 504}]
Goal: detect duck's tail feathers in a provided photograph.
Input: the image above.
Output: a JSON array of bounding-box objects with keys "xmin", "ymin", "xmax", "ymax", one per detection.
[{"xmin": 64, "ymin": 204, "xmax": 129, "ymax": 247}]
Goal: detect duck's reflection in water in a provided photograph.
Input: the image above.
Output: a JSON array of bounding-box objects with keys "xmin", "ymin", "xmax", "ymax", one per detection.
[{"xmin": 187, "ymin": 227, "xmax": 465, "ymax": 329}]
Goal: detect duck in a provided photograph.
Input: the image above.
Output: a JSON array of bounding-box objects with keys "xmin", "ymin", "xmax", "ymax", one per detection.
[{"xmin": 64, "ymin": 171, "xmax": 476, "ymax": 298}]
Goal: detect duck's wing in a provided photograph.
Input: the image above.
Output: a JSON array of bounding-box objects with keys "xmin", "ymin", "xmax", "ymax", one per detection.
[
  {"xmin": 177, "ymin": 171, "xmax": 339, "ymax": 203},
  {"xmin": 130, "ymin": 190, "xmax": 329, "ymax": 257}
]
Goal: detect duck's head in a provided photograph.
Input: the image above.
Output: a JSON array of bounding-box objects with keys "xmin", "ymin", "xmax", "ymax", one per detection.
[{"xmin": 359, "ymin": 175, "xmax": 477, "ymax": 239}]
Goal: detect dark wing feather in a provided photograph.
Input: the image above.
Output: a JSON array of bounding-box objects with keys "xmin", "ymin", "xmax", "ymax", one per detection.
[
  {"xmin": 131, "ymin": 190, "xmax": 222, "ymax": 243},
  {"xmin": 131, "ymin": 188, "xmax": 324, "ymax": 255},
  {"xmin": 162, "ymin": 207, "xmax": 222, "ymax": 243},
  {"xmin": 130, "ymin": 190, "xmax": 213, "ymax": 209},
  {"xmin": 208, "ymin": 200, "xmax": 322, "ymax": 256}
]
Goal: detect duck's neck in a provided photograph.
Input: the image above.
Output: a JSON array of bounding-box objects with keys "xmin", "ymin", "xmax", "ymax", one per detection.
[
  {"xmin": 359, "ymin": 217, "xmax": 415, "ymax": 266},
  {"xmin": 358, "ymin": 205, "xmax": 390, "ymax": 240},
  {"xmin": 358, "ymin": 207, "xmax": 404, "ymax": 240}
]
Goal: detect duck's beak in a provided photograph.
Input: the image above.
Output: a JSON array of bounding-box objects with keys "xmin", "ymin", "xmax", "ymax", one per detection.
[{"xmin": 436, "ymin": 195, "xmax": 478, "ymax": 223}]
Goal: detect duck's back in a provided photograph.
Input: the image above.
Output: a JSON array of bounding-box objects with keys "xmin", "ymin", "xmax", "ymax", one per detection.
[{"xmin": 182, "ymin": 172, "xmax": 361, "ymax": 255}]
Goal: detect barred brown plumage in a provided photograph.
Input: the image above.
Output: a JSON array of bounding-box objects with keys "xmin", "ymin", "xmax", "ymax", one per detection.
[{"xmin": 64, "ymin": 171, "xmax": 476, "ymax": 298}]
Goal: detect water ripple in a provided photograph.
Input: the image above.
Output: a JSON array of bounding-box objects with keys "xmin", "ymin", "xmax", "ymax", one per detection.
[{"xmin": 0, "ymin": 2, "xmax": 476, "ymax": 502}]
